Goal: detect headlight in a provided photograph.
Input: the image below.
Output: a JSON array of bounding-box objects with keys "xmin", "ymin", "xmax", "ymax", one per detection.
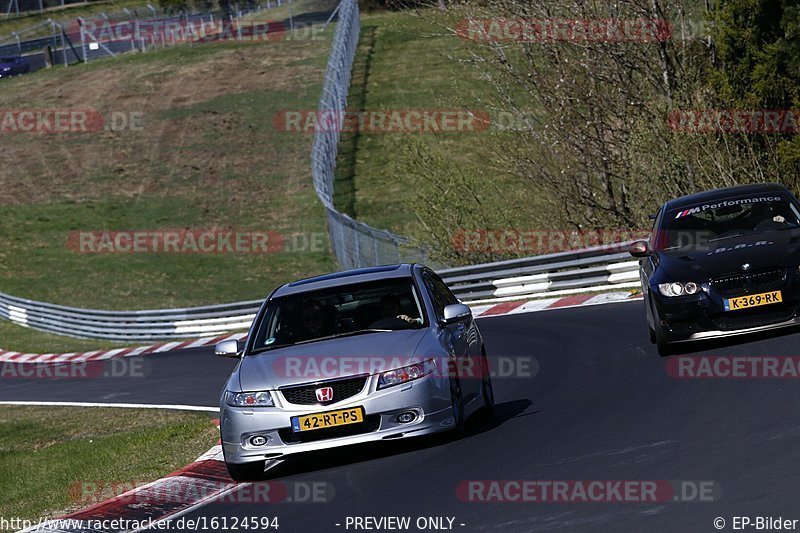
[
  {"xmin": 377, "ymin": 359, "xmax": 436, "ymax": 389},
  {"xmin": 225, "ymin": 390, "xmax": 274, "ymax": 407},
  {"xmin": 658, "ymin": 281, "xmax": 700, "ymax": 297}
]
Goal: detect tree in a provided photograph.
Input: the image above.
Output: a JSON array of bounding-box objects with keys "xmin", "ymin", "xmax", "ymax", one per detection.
[{"xmin": 398, "ymin": 0, "xmax": 800, "ymax": 264}]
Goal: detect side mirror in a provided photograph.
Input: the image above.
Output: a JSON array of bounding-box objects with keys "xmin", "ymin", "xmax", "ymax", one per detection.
[
  {"xmin": 215, "ymin": 339, "xmax": 242, "ymax": 358},
  {"xmin": 629, "ymin": 240, "xmax": 652, "ymax": 258},
  {"xmin": 443, "ymin": 303, "xmax": 472, "ymax": 324}
]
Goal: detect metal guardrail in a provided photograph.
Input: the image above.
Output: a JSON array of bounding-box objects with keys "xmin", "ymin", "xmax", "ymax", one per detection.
[
  {"xmin": 0, "ymin": 292, "xmax": 262, "ymax": 341},
  {"xmin": 0, "ymin": 243, "xmax": 640, "ymax": 341},
  {"xmin": 439, "ymin": 242, "xmax": 640, "ymax": 303}
]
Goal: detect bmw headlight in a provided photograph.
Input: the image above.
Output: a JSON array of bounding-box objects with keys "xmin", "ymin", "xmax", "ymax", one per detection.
[
  {"xmin": 378, "ymin": 359, "xmax": 436, "ymax": 389},
  {"xmin": 225, "ymin": 390, "xmax": 274, "ymax": 407},
  {"xmin": 658, "ymin": 281, "xmax": 700, "ymax": 297}
]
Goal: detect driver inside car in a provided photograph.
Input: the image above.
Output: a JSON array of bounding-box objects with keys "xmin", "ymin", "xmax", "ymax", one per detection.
[{"xmin": 369, "ymin": 294, "xmax": 419, "ymax": 329}]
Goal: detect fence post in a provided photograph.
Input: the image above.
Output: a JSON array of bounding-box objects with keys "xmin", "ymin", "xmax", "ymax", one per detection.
[
  {"xmin": 77, "ymin": 18, "xmax": 87, "ymax": 63},
  {"xmin": 59, "ymin": 24, "xmax": 67, "ymax": 65}
]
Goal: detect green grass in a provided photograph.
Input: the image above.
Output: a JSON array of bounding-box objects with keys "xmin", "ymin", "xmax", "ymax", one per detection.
[
  {"xmin": 0, "ymin": 3, "xmax": 341, "ymax": 351},
  {"xmin": 0, "ymin": 20, "xmax": 337, "ymax": 310},
  {"xmin": 0, "ymin": 406, "xmax": 218, "ymax": 527},
  {"xmin": 333, "ymin": 10, "xmax": 512, "ymax": 235}
]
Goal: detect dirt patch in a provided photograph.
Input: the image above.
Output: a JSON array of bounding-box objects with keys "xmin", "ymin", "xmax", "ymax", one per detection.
[{"xmin": 0, "ymin": 40, "xmax": 322, "ymax": 209}]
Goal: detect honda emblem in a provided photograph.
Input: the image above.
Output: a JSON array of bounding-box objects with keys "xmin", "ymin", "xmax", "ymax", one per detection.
[{"xmin": 315, "ymin": 387, "xmax": 334, "ymax": 403}]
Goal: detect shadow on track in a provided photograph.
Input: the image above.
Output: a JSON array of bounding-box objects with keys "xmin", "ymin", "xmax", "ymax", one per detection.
[
  {"xmin": 657, "ymin": 324, "xmax": 800, "ymax": 357},
  {"xmin": 260, "ymin": 399, "xmax": 532, "ymax": 479}
]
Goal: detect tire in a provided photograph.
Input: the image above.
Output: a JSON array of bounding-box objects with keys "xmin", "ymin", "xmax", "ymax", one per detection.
[
  {"xmin": 654, "ymin": 322, "xmax": 672, "ymax": 357},
  {"xmin": 479, "ymin": 349, "xmax": 495, "ymax": 417},
  {"xmin": 648, "ymin": 295, "xmax": 671, "ymax": 356},
  {"xmin": 225, "ymin": 460, "xmax": 267, "ymax": 482}
]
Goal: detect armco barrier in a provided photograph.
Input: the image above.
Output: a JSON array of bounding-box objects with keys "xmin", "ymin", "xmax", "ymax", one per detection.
[
  {"xmin": 440, "ymin": 242, "xmax": 640, "ymax": 302},
  {"xmin": 0, "ymin": 293, "xmax": 262, "ymax": 341},
  {"xmin": 0, "ymin": 243, "xmax": 641, "ymax": 341}
]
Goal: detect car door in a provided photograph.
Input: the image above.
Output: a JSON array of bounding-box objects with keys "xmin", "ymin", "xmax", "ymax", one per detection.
[{"xmin": 422, "ymin": 270, "xmax": 481, "ymax": 403}]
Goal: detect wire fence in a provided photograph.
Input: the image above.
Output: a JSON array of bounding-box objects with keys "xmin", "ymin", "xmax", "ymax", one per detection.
[
  {"xmin": 0, "ymin": 0, "xmax": 295, "ymax": 71},
  {"xmin": 4, "ymin": 0, "xmax": 433, "ymax": 270},
  {"xmin": 310, "ymin": 0, "xmax": 432, "ymax": 270}
]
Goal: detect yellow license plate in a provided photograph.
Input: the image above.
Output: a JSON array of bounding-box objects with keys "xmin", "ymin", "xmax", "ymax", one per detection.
[
  {"xmin": 723, "ymin": 291, "xmax": 782, "ymax": 311},
  {"xmin": 291, "ymin": 407, "xmax": 364, "ymax": 432}
]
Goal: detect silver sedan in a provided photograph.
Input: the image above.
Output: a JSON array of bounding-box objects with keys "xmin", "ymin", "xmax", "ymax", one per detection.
[{"xmin": 216, "ymin": 264, "xmax": 494, "ymax": 481}]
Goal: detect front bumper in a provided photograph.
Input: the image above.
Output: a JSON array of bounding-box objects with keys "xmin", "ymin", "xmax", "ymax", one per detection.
[
  {"xmin": 652, "ymin": 273, "xmax": 800, "ymax": 343},
  {"xmin": 220, "ymin": 374, "xmax": 453, "ymax": 464}
]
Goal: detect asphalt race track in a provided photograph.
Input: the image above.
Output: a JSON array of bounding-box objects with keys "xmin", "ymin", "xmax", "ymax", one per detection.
[{"xmin": 3, "ymin": 301, "xmax": 800, "ymax": 532}]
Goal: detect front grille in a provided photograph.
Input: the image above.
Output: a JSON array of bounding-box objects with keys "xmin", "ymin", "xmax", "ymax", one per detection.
[
  {"xmin": 280, "ymin": 375, "xmax": 368, "ymax": 406},
  {"xmin": 711, "ymin": 304, "xmax": 796, "ymax": 330},
  {"xmin": 279, "ymin": 414, "xmax": 381, "ymax": 444},
  {"xmin": 749, "ymin": 268, "xmax": 786, "ymax": 288},
  {"xmin": 711, "ymin": 274, "xmax": 747, "ymax": 295},
  {"xmin": 711, "ymin": 268, "xmax": 786, "ymax": 295}
]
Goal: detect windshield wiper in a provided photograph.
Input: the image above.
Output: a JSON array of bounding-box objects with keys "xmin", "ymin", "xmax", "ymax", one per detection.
[
  {"xmin": 293, "ymin": 329, "xmax": 392, "ymax": 345},
  {"xmin": 250, "ymin": 328, "xmax": 397, "ymax": 354},
  {"xmin": 708, "ymin": 232, "xmax": 752, "ymax": 242}
]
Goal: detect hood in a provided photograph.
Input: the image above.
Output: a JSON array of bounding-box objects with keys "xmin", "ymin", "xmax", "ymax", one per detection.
[
  {"xmin": 657, "ymin": 229, "xmax": 800, "ymax": 281},
  {"xmin": 237, "ymin": 328, "xmax": 432, "ymax": 390}
]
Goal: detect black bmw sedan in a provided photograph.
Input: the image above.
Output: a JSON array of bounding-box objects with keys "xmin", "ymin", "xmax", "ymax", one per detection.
[{"xmin": 630, "ymin": 183, "xmax": 800, "ymax": 356}]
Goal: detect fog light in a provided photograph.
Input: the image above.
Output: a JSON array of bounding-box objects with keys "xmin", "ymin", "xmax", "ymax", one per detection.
[
  {"xmin": 249, "ymin": 435, "xmax": 269, "ymax": 446},
  {"xmin": 396, "ymin": 411, "xmax": 417, "ymax": 424}
]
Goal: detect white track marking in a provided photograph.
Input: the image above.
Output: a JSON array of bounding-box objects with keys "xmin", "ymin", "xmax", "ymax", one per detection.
[{"xmin": 0, "ymin": 401, "xmax": 218, "ymax": 412}]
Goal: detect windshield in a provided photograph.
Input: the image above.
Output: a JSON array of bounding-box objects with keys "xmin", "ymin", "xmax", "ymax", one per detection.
[
  {"xmin": 250, "ymin": 278, "xmax": 425, "ymax": 352},
  {"xmin": 655, "ymin": 194, "xmax": 800, "ymax": 251}
]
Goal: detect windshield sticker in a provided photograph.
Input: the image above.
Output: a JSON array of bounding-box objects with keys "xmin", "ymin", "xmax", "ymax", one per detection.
[
  {"xmin": 265, "ymin": 338, "xmax": 276, "ymax": 345},
  {"xmin": 675, "ymin": 195, "xmax": 783, "ymax": 219}
]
